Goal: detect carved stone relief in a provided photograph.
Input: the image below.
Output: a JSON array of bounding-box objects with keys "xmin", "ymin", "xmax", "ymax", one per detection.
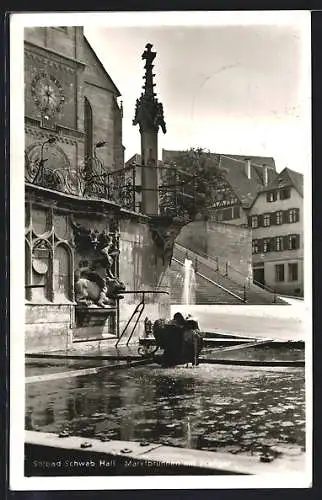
[{"xmin": 71, "ymin": 218, "xmax": 126, "ymax": 308}]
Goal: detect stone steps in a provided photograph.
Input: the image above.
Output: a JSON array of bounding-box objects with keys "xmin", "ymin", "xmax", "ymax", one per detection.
[{"xmin": 172, "ymin": 245, "xmax": 286, "ymax": 305}]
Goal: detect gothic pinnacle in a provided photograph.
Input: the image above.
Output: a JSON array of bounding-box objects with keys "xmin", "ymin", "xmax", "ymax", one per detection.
[{"xmin": 133, "ymin": 43, "xmax": 167, "ymax": 134}]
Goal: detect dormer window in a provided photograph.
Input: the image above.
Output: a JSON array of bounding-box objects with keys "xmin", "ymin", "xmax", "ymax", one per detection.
[
  {"xmin": 266, "ymin": 191, "xmax": 277, "ymax": 202},
  {"xmin": 280, "ymin": 187, "xmax": 291, "ymax": 200}
]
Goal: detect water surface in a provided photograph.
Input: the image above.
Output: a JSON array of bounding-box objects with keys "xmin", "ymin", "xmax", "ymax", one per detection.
[{"xmin": 26, "ymin": 363, "xmax": 305, "ymax": 459}]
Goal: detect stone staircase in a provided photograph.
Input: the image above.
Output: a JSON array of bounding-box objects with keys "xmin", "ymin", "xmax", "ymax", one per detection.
[{"xmin": 171, "ymin": 244, "xmax": 287, "ymax": 305}]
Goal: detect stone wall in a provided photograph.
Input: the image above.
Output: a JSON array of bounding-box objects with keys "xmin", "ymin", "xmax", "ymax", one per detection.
[
  {"xmin": 24, "ymin": 27, "xmax": 82, "ymax": 60},
  {"xmin": 25, "ymin": 187, "xmax": 171, "ymax": 353},
  {"xmin": 118, "ymin": 216, "xmax": 170, "ymax": 340},
  {"xmin": 176, "ymin": 220, "xmax": 252, "ymax": 278},
  {"xmin": 25, "ymin": 304, "xmax": 73, "ymax": 353},
  {"xmin": 24, "ymin": 27, "xmax": 124, "ymax": 180}
]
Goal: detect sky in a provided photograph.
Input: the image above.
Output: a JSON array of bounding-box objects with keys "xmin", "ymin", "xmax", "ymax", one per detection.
[{"xmin": 84, "ymin": 12, "xmax": 311, "ymax": 174}]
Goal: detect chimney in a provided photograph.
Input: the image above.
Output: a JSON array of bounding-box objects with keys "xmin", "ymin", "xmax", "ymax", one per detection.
[
  {"xmin": 263, "ymin": 165, "xmax": 268, "ymax": 186},
  {"xmin": 245, "ymin": 158, "xmax": 251, "ymax": 179}
]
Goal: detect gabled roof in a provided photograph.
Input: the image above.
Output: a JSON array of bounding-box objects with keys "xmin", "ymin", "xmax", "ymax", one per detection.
[
  {"xmin": 219, "ymin": 155, "xmax": 273, "ymax": 208},
  {"xmin": 258, "ymin": 167, "xmax": 303, "ymax": 197},
  {"xmin": 285, "ymin": 167, "xmax": 304, "ymax": 197},
  {"xmin": 83, "ymin": 36, "xmax": 121, "ymax": 96},
  {"xmin": 125, "ymin": 154, "xmax": 164, "ymax": 167},
  {"xmin": 162, "ymin": 149, "xmax": 278, "ymax": 208},
  {"xmin": 221, "ymin": 154, "xmax": 276, "ymax": 169},
  {"xmin": 125, "ymin": 154, "xmax": 142, "ymax": 166}
]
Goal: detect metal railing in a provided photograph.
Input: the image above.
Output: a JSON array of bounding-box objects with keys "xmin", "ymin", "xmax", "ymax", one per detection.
[
  {"xmin": 115, "ymin": 290, "xmax": 169, "ymax": 347},
  {"xmin": 174, "ymin": 242, "xmax": 278, "ymax": 303},
  {"xmin": 25, "ymin": 151, "xmax": 196, "ymax": 217},
  {"xmin": 172, "ymin": 256, "xmax": 245, "ymax": 303}
]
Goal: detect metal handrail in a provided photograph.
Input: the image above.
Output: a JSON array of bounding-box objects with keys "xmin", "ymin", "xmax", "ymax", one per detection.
[
  {"xmin": 115, "ymin": 290, "xmax": 169, "ymax": 347},
  {"xmin": 174, "ymin": 242, "xmax": 276, "ymax": 296},
  {"xmin": 172, "ymin": 257, "xmax": 244, "ymax": 303}
]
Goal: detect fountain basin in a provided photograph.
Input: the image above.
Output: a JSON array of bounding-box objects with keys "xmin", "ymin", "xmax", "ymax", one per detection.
[{"xmin": 152, "ymin": 317, "xmax": 203, "ymax": 367}]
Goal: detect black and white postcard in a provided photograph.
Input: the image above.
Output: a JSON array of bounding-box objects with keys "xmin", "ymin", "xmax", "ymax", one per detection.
[{"xmin": 9, "ymin": 10, "xmax": 312, "ymax": 490}]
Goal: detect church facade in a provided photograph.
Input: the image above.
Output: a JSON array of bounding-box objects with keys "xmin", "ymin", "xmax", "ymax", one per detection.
[{"xmin": 24, "ymin": 28, "xmax": 171, "ymax": 353}]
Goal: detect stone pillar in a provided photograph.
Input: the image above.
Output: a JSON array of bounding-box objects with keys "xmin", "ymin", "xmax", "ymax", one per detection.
[
  {"xmin": 133, "ymin": 43, "xmax": 166, "ymax": 216},
  {"xmin": 141, "ymin": 132, "xmax": 159, "ymax": 214}
]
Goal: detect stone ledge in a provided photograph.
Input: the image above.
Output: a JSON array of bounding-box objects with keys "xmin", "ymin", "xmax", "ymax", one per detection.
[{"xmin": 25, "ymin": 431, "xmax": 305, "ymax": 477}]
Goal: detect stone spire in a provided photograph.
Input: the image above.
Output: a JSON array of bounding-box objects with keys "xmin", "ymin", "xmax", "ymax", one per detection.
[{"xmin": 133, "ymin": 43, "xmax": 166, "ymax": 134}]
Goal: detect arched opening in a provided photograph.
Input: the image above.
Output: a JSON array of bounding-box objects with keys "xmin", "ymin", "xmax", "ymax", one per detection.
[
  {"xmin": 84, "ymin": 97, "xmax": 93, "ymax": 167},
  {"xmin": 32, "ymin": 239, "xmax": 52, "ymax": 302},
  {"xmin": 53, "ymin": 243, "xmax": 72, "ymax": 302},
  {"xmin": 25, "ymin": 240, "xmax": 31, "ymax": 301}
]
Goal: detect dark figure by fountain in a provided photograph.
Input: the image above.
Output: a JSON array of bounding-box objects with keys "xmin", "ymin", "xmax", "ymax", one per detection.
[{"xmin": 152, "ymin": 312, "xmax": 203, "ymax": 367}]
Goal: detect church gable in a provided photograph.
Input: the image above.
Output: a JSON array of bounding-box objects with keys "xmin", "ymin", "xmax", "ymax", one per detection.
[{"xmin": 83, "ymin": 36, "xmax": 120, "ymax": 96}]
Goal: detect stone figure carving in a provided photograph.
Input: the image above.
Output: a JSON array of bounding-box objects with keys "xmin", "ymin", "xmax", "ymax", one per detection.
[
  {"xmin": 74, "ymin": 268, "xmax": 114, "ymax": 308},
  {"xmin": 150, "ymin": 221, "xmax": 183, "ymax": 265},
  {"xmin": 72, "ymin": 220, "xmax": 126, "ymax": 308}
]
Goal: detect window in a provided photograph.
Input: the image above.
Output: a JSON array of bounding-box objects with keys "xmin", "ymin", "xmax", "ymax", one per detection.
[
  {"xmin": 280, "ymin": 187, "xmax": 291, "ymax": 200},
  {"xmin": 25, "ymin": 240, "xmax": 32, "ymax": 301},
  {"xmin": 263, "ymin": 214, "xmax": 271, "ymax": 227},
  {"xmin": 288, "ymin": 234, "xmax": 299, "ymax": 250},
  {"xmin": 288, "ymin": 263, "xmax": 298, "ymax": 281},
  {"xmin": 222, "ymin": 208, "xmax": 233, "ymax": 221},
  {"xmin": 275, "ymin": 236, "xmax": 284, "ymax": 252},
  {"xmin": 288, "ymin": 209, "xmax": 298, "ymax": 223},
  {"xmin": 275, "ymin": 264, "xmax": 285, "ymax": 282},
  {"xmin": 276, "ymin": 211, "xmax": 283, "ymax": 225},
  {"xmin": 252, "ymin": 240, "xmax": 260, "ymax": 254},
  {"xmin": 215, "ymin": 211, "xmax": 223, "ymax": 222},
  {"xmin": 32, "ymin": 239, "xmax": 52, "ymax": 302},
  {"xmin": 53, "ymin": 27, "xmax": 69, "ymax": 33},
  {"xmin": 266, "ymin": 191, "xmax": 277, "ymax": 202},
  {"xmin": 251, "ymin": 216, "xmax": 258, "ymax": 228},
  {"xmin": 54, "ymin": 244, "xmax": 71, "ymax": 301},
  {"xmin": 84, "ymin": 97, "xmax": 93, "ymax": 166},
  {"xmin": 263, "ymin": 239, "xmax": 271, "ymax": 253},
  {"xmin": 233, "ymin": 206, "xmax": 240, "ymax": 219},
  {"xmin": 25, "ymin": 205, "xmax": 74, "ymax": 303}
]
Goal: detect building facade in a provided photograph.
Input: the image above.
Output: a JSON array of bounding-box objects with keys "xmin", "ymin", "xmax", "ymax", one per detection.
[
  {"xmin": 159, "ymin": 149, "xmax": 304, "ymax": 297},
  {"xmin": 24, "ymin": 28, "xmax": 171, "ymax": 353},
  {"xmin": 248, "ymin": 168, "xmax": 304, "ymax": 296},
  {"xmin": 162, "ymin": 150, "xmax": 277, "ymax": 226}
]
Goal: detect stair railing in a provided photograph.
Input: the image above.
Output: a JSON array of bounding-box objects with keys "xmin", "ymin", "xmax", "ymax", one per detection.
[
  {"xmin": 172, "ymin": 256, "xmax": 244, "ymax": 303},
  {"xmin": 174, "ymin": 242, "xmax": 278, "ymax": 302},
  {"xmin": 115, "ymin": 290, "xmax": 169, "ymax": 347}
]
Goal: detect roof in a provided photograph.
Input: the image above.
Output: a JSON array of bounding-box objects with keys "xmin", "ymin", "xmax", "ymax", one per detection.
[
  {"xmin": 258, "ymin": 167, "xmax": 303, "ymax": 197},
  {"xmin": 83, "ymin": 36, "xmax": 121, "ymax": 96},
  {"xmin": 221, "ymin": 154, "xmax": 276, "ymax": 169},
  {"xmin": 219, "ymin": 155, "xmax": 274, "ymax": 208},
  {"xmin": 162, "ymin": 149, "xmax": 278, "ymax": 208},
  {"xmin": 125, "ymin": 154, "xmax": 164, "ymax": 167}
]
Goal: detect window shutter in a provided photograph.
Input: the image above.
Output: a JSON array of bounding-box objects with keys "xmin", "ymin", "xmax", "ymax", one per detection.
[
  {"xmin": 270, "ymin": 237, "xmax": 276, "ymax": 252},
  {"xmin": 296, "ymin": 208, "xmax": 300, "ymax": 222},
  {"xmin": 283, "ymin": 235, "xmax": 289, "ymax": 250},
  {"xmin": 283, "ymin": 210, "xmax": 289, "ymax": 224},
  {"xmin": 271, "ymin": 212, "xmax": 276, "ymax": 225},
  {"xmin": 258, "ymin": 239, "xmax": 264, "ymax": 253},
  {"xmin": 296, "ymin": 234, "xmax": 300, "ymax": 249},
  {"xmin": 247, "ymin": 216, "xmax": 252, "ymax": 228},
  {"xmin": 258, "ymin": 214, "xmax": 263, "ymax": 228}
]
